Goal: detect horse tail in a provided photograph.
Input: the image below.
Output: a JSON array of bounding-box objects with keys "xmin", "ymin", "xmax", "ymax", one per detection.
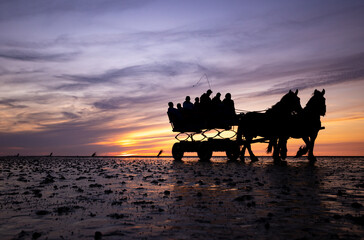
[
  {"xmin": 295, "ymin": 145, "xmax": 308, "ymax": 158},
  {"xmin": 266, "ymin": 139, "xmax": 274, "ymax": 153}
]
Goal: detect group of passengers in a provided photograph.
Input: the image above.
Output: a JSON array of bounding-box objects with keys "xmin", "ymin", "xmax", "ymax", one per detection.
[{"xmin": 167, "ymin": 89, "xmax": 237, "ymax": 131}]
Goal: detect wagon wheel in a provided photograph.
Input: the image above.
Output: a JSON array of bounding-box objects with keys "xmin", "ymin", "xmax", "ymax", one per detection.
[
  {"xmin": 226, "ymin": 142, "xmax": 240, "ymax": 161},
  {"xmin": 198, "ymin": 142, "xmax": 212, "ymax": 162},
  {"xmin": 172, "ymin": 143, "xmax": 184, "ymax": 161}
]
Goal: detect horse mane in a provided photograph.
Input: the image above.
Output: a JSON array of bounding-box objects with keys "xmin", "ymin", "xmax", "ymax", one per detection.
[
  {"xmin": 266, "ymin": 92, "xmax": 291, "ymax": 114},
  {"xmin": 305, "ymin": 93, "xmax": 318, "ymax": 110}
]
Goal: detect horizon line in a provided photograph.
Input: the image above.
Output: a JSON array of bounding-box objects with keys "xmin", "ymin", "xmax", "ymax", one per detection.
[{"xmin": 1, "ymin": 155, "xmax": 363, "ymax": 158}]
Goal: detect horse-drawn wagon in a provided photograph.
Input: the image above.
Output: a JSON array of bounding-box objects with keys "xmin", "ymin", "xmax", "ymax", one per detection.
[
  {"xmin": 167, "ymin": 89, "xmax": 326, "ymax": 164},
  {"xmin": 168, "ymin": 115, "xmax": 242, "ymax": 161},
  {"xmin": 167, "ymin": 108, "xmax": 267, "ymax": 162}
]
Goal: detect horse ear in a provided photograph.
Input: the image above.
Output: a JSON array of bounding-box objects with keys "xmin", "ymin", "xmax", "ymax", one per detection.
[
  {"xmin": 314, "ymin": 89, "xmax": 319, "ymax": 95},
  {"xmin": 295, "ymin": 89, "xmax": 298, "ymax": 95},
  {"xmin": 289, "ymin": 90, "xmax": 293, "ymax": 93},
  {"xmin": 322, "ymin": 89, "xmax": 325, "ymax": 95}
]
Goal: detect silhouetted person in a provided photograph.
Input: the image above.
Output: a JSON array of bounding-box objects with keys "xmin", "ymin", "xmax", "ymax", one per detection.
[
  {"xmin": 223, "ymin": 93, "xmax": 236, "ymax": 124},
  {"xmin": 182, "ymin": 96, "xmax": 194, "ymax": 128},
  {"xmin": 168, "ymin": 102, "xmax": 182, "ymax": 130},
  {"xmin": 200, "ymin": 89, "xmax": 212, "ymax": 106},
  {"xmin": 168, "ymin": 102, "xmax": 181, "ymax": 118},
  {"xmin": 177, "ymin": 103, "xmax": 183, "ymax": 112},
  {"xmin": 212, "ymin": 92, "xmax": 223, "ymax": 126},
  {"xmin": 200, "ymin": 89, "xmax": 213, "ymax": 127},
  {"xmin": 212, "ymin": 92, "xmax": 222, "ymax": 106},
  {"xmin": 194, "ymin": 97, "xmax": 200, "ymax": 109},
  {"xmin": 192, "ymin": 97, "xmax": 202, "ymax": 128},
  {"xmin": 183, "ymin": 96, "xmax": 194, "ymax": 110}
]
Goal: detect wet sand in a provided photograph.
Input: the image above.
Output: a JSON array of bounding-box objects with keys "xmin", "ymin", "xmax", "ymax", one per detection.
[{"xmin": 0, "ymin": 156, "xmax": 363, "ymax": 239}]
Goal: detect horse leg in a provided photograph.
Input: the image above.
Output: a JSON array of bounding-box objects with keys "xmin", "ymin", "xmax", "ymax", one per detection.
[
  {"xmin": 271, "ymin": 138, "xmax": 281, "ymax": 163},
  {"xmin": 272, "ymin": 138, "xmax": 286, "ymax": 165},
  {"xmin": 245, "ymin": 137, "xmax": 258, "ymax": 162},
  {"xmin": 279, "ymin": 137, "xmax": 288, "ymax": 160},
  {"xmin": 308, "ymin": 132, "xmax": 318, "ymax": 163},
  {"xmin": 236, "ymin": 127, "xmax": 246, "ymax": 162},
  {"xmin": 240, "ymin": 145, "xmax": 246, "ymax": 162},
  {"xmin": 247, "ymin": 144, "xmax": 258, "ymax": 162},
  {"xmin": 295, "ymin": 137, "xmax": 310, "ymax": 157}
]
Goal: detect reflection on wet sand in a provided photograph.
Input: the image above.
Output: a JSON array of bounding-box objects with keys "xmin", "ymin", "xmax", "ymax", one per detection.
[{"xmin": 0, "ymin": 157, "xmax": 362, "ymax": 239}]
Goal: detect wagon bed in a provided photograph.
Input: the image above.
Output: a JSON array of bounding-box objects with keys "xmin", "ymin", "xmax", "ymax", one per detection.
[{"xmin": 167, "ymin": 112, "xmax": 267, "ymax": 161}]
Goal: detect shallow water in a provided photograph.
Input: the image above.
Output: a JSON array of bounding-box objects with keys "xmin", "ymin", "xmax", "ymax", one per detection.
[{"xmin": 0, "ymin": 156, "xmax": 363, "ymax": 239}]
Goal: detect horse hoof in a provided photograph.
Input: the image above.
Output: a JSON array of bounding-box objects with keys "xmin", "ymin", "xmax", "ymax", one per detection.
[
  {"xmin": 308, "ymin": 156, "xmax": 317, "ymax": 162},
  {"xmin": 251, "ymin": 156, "xmax": 259, "ymax": 162}
]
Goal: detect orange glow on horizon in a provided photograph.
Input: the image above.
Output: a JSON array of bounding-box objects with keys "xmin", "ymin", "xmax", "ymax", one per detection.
[
  {"xmin": 93, "ymin": 113, "xmax": 364, "ymax": 156},
  {"xmin": 77, "ymin": 81, "xmax": 364, "ymax": 157}
]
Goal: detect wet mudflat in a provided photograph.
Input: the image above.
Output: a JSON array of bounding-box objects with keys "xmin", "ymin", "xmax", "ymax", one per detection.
[{"xmin": 0, "ymin": 156, "xmax": 363, "ymax": 240}]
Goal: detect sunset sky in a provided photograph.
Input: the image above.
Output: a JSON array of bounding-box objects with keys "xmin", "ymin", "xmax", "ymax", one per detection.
[{"xmin": 0, "ymin": 0, "xmax": 363, "ymax": 156}]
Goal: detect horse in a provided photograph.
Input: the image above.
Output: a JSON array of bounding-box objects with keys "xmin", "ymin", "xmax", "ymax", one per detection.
[
  {"xmin": 236, "ymin": 89, "xmax": 302, "ymax": 163},
  {"xmin": 269, "ymin": 89, "xmax": 326, "ymax": 163}
]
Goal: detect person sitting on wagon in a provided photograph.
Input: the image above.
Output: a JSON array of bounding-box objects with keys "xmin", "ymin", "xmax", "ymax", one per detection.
[
  {"xmin": 222, "ymin": 93, "xmax": 236, "ymax": 124},
  {"xmin": 194, "ymin": 97, "xmax": 200, "ymax": 109},
  {"xmin": 182, "ymin": 96, "xmax": 194, "ymax": 128},
  {"xmin": 183, "ymin": 96, "xmax": 194, "ymax": 110},
  {"xmin": 200, "ymin": 89, "xmax": 213, "ymax": 105},
  {"xmin": 167, "ymin": 102, "xmax": 182, "ymax": 130},
  {"xmin": 177, "ymin": 103, "xmax": 183, "ymax": 113},
  {"xmin": 212, "ymin": 92, "xmax": 222, "ymax": 106},
  {"xmin": 200, "ymin": 89, "xmax": 213, "ymax": 127},
  {"xmin": 212, "ymin": 92, "xmax": 224, "ymax": 126},
  {"xmin": 193, "ymin": 97, "xmax": 201, "ymax": 118}
]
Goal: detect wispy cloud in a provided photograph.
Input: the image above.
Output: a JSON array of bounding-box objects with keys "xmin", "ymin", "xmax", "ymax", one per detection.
[
  {"xmin": 250, "ymin": 52, "xmax": 364, "ymax": 96},
  {"xmin": 93, "ymin": 95, "xmax": 166, "ymax": 110},
  {"xmin": 0, "ymin": 99, "xmax": 28, "ymax": 109},
  {"xmin": 0, "ymin": 67, "xmax": 43, "ymax": 76},
  {"xmin": 0, "ymin": 0, "xmax": 152, "ymax": 22},
  {"xmin": 58, "ymin": 61, "xmax": 207, "ymax": 82},
  {"xmin": 0, "ymin": 49, "xmax": 79, "ymax": 62},
  {"xmin": 53, "ymin": 61, "xmax": 208, "ymax": 91}
]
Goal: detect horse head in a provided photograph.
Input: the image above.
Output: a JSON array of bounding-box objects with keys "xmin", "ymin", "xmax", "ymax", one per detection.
[
  {"xmin": 306, "ymin": 89, "xmax": 326, "ymax": 116},
  {"xmin": 279, "ymin": 89, "xmax": 302, "ymax": 115}
]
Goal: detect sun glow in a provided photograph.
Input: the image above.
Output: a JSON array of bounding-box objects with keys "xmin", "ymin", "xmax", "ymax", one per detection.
[{"xmin": 89, "ymin": 125, "xmax": 176, "ymax": 155}]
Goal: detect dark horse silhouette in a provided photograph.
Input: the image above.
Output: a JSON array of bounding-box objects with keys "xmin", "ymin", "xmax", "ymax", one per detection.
[
  {"xmin": 236, "ymin": 90, "xmax": 302, "ymax": 163},
  {"xmin": 269, "ymin": 89, "xmax": 326, "ymax": 163}
]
